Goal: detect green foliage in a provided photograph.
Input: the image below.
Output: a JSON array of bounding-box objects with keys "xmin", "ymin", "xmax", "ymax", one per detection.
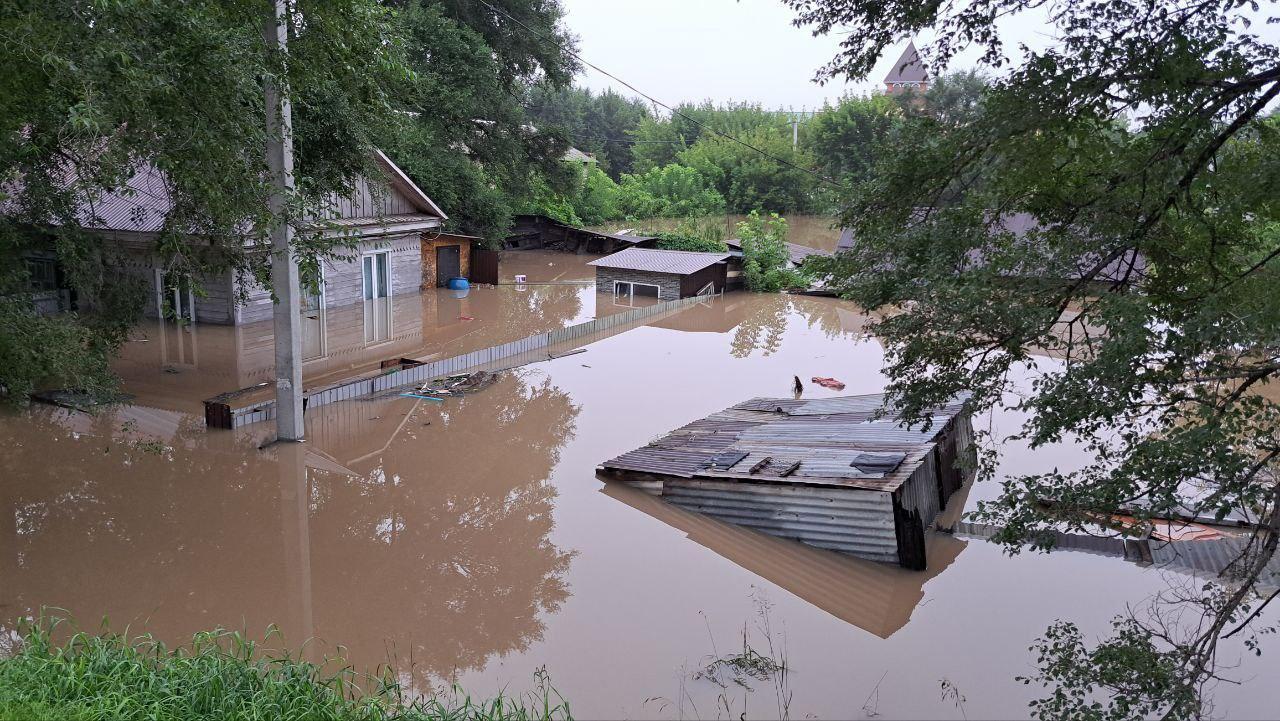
[
  {"xmin": 737, "ymin": 211, "xmax": 804, "ymax": 292},
  {"xmin": 383, "ymin": 1, "xmax": 579, "ymax": 242},
  {"xmin": 0, "ymin": 0, "xmax": 415, "ymax": 404},
  {"xmin": 525, "ymin": 86, "xmax": 651, "ymax": 178},
  {"xmin": 793, "ymin": 0, "xmax": 1280, "ymax": 715},
  {"xmin": 678, "ymin": 128, "xmax": 817, "ymax": 214},
  {"xmin": 0, "ymin": 618, "xmax": 571, "ymax": 721},
  {"xmin": 651, "ymin": 233, "xmax": 728, "ymax": 253},
  {"xmin": 617, "ymin": 164, "xmax": 726, "ymax": 218},
  {"xmin": 804, "ymin": 93, "xmax": 901, "ymax": 207}
]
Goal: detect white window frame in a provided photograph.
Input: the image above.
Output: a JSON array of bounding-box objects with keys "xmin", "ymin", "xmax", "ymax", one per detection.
[
  {"xmin": 612, "ymin": 280, "xmax": 661, "ymax": 306},
  {"xmin": 362, "ymin": 250, "xmax": 393, "ymax": 300},
  {"xmin": 362, "ymin": 251, "xmax": 395, "ymax": 346}
]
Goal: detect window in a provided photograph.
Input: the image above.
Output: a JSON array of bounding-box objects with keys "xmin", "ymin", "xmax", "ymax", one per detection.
[
  {"xmin": 362, "ymin": 251, "xmax": 390, "ymax": 300},
  {"xmin": 612, "ymin": 280, "xmax": 661, "ymax": 307},
  {"xmin": 27, "ymin": 258, "xmax": 58, "ymax": 293},
  {"xmin": 363, "ymin": 252, "xmax": 393, "ymax": 344}
]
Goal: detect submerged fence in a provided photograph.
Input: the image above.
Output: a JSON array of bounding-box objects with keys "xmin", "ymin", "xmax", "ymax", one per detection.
[{"xmin": 207, "ymin": 294, "xmax": 706, "ymax": 429}]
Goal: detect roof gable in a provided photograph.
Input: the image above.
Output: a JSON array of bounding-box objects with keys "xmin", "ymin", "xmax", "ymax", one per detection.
[{"xmin": 885, "ymin": 41, "xmax": 928, "ymax": 84}]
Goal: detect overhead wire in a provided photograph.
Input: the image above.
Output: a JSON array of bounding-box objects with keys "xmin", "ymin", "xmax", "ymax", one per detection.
[{"xmin": 475, "ymin": 0, "xmax": 844, "ymax": 189}]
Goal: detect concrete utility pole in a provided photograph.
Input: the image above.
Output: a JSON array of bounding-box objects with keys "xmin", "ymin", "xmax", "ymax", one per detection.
[{"xmin": 265, "ymin": 0, "xmax": 304, "ymax": 441}]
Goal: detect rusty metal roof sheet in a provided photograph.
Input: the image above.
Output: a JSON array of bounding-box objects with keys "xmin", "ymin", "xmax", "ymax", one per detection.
[
  {"xmin": 588, "ymin": 248, "xmax": 730, "ymax": 275},
  {"xmin": 600, "ymin": 392, "xmax": 970, "ymax": 491}
]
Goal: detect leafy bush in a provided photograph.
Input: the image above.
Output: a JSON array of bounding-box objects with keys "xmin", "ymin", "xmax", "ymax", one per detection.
[
  {"xmin": 651, "ymin": 233, "xmax": 727, "ymax": 253},
  {"xmin": 617, "ymin": 164, "xmax": 725, "ymax": 218},
  {"xmin": 737, "ymin": 211, "xmax": 806, "ymax": 292},
  {"xmin": 0, "ymin": 618, "xmax": 571, "ymax": 721}
]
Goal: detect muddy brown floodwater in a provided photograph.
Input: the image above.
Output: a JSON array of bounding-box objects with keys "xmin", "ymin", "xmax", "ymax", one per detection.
[{"xmin": 0, "ymin": 265, "xmax": 1275, "ymax": 719}]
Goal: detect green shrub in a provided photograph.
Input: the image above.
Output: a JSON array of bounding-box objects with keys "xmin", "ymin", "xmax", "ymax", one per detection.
[{"xmin": 737, "ymin": 211, "xmax": 807, "ymax": 292}]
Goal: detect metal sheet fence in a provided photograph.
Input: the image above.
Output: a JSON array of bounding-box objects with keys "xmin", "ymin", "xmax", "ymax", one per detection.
[{"xmin": 214, "ymin": 294, "xmax": 704, "ymax": 428}]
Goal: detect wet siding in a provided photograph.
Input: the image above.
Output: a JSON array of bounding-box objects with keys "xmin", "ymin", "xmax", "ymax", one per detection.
[{"xmin": 659, "ymin": 480, "xmax": 901, "ymax": 563}]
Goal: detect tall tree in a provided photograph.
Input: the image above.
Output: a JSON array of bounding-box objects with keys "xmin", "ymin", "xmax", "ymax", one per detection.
[
  {"xmin": 383, "ymin": 0, "xmax": 579, "ymax": 242},
  {"xmin": 525, "ymin": 86, "xmax": 651, "ymax": 178},
  {"xmin": 789, "ymin": 0, "xmax": 1280, "ymax": 718}
]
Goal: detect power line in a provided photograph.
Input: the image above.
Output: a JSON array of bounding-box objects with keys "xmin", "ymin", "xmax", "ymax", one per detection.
[{"xmin": 476, "ymin": 0, "xmax": 842, "ymax": 189}]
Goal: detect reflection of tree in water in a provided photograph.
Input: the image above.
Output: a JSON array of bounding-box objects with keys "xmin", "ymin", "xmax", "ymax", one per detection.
[
  {"xmin": 790, "ymin": 297, "xmax": 870, "ymax": 340},
  {"xmin": 498, "ymin": 284, "xmax": 585, "ymax": 335},
  {"xmin": 305, "ymin": 371, "xmax": 579, "ymax": 687},
  {"xmin": 730, "ymin": 296, "xmax": 792, "ymax": 358},
  {"xmin": 0, "ymin": 371, "xmax": 580, "ymax": 690}
]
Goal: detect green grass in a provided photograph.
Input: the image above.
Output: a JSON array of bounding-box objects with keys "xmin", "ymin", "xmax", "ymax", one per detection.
[{"xmin": 0, "ymin": 618, "xmax": 570, "ymax": 721}]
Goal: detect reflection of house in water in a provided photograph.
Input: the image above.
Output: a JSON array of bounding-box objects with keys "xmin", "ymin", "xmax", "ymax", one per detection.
[
  {"xmin": 603, "ymin": 483, "xmax": 965, "ymax": 638},
  {"xmin": 115, "ymin": 284, "xmax": 592, "ymax": 415},
  {"xmin": 0, "ymin": 370, "xmax": 579, "ymax": 689}
]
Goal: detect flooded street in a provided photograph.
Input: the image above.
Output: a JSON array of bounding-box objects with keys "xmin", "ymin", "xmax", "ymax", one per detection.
[{"xmin": 1, "ymin": 263, "xmax": 1275, "ymax": 719}]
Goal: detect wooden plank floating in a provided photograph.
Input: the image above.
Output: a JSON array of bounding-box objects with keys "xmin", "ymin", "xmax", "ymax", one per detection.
[{"xmin": 597, "ymin": 392, "xmax": 975, "ymax": 570}]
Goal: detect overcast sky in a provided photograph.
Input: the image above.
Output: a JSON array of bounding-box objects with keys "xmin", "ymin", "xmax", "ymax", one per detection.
[{"xmin": 557, "ymin": 0, "xmax": 1057, "ymax": 110}]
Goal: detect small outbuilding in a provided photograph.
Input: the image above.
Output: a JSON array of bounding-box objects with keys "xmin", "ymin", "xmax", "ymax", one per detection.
[
  {"xmin": 421, "ymin": 232, "xmax": 476, "ymax": 287},
  {"xmin": 588, "ymin": 248, "xmax": 731, "ymax": 301},
  {"xmin": 597, "ymin": 392, "xmax": 974, "ymax": 569}
]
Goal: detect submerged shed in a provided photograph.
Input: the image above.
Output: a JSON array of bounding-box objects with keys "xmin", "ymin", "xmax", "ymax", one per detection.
[
  {"xmin": 588, "ymin": 248, "xmax": 731, "ymax": 300},
  {"xmin": 597, "ymin": 393, "xmax": 973, "ymax": 569}
]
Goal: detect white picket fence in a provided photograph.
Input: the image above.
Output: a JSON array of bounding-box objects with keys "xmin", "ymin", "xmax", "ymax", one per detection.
[{"xmin": 219, "ymin": 294, "xmax": 704, "ymax": 428}]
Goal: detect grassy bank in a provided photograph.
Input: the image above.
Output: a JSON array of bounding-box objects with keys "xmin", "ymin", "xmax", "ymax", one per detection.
[{"xmin": 0, "ymin": 619, "xmax": 570, "ymax": 721}]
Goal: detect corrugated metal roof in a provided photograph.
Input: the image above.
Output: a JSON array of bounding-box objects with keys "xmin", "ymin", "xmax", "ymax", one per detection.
[
  {"xmin": 600, "ymin": 392, "xmax": 970, "ymax": 491},
  {"xmin": 588, "ymin": 248, "xmax": 730, "ymax": 275}
]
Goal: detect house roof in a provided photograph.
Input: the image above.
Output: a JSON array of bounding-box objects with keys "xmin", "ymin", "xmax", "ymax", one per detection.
[
  {"xmin": 563, "ymin": 146, "xmax": 597, "ymax": 163},
  {"xmin": 372, "ymin": 149, "xmax": 447, "ymax": 220},
  {"xmin": 835, "ymin": 211, "xmax": 1149, "ymax": 283},
  {"xmin": 725, "ymin": 238, "xmax": 832, "ymax": 265},
  {"xmin": 588, "ymin": 248, "xmax": 730, "ymax": 275},
  {"xmin": 885, "ymin": 41, "xmax": 928, "ymax": 84},
  {"xmin": 25, "ymin": 149, "xmax": 444, "ymax": 236},
  {"xmin": 599, "ymin": 392, "xmax": 970, "ymax": 492}
]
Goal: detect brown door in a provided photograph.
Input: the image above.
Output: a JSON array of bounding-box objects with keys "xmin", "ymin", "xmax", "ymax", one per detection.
[{"xmin": 436, "ymin": 245, "xmax": 461, "ymax": 286}]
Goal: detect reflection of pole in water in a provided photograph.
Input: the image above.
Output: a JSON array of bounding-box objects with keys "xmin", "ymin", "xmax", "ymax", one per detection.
[{"xmin": 277, "ymin": 442, "xmax": 314, "ymax": 657}]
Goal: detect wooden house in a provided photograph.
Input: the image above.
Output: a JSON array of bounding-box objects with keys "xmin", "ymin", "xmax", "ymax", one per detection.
[{"xmin": 60, "ymin": 150, "xmax": 446, "ymax": 326}]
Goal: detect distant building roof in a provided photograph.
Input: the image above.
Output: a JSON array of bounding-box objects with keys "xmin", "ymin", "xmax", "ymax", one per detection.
[
  {"xmin": 588, "ymin": 248, "xmax": 730, "ymax": 275},
  {"xmin": 725, "ymin": 238, "xmax": 832, "ymax": 266},
  {"xmin": 609, "ymin": 231, "xmax": 658, "ymax": 245},
  {"xmin": 835, "ymin": 211, "xmax": 1148, "ymax": 283},
  {"xmin": 885, "ymin": 41, "xmax": 928, "ymax": 84},
  {"xmin": 564, "ymin": 146, "xmax": 597, "ymax": 163}
]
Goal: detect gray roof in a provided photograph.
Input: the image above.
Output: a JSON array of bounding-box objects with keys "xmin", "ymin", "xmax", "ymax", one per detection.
[
  {"xmin": 885, "ymin": 41, "xmax": 928, "ymax": 84},
  {"xmin": 563, "ymin": 146, "xmax": 597, "ymax": 163},
  {"xmin": 834, "ymin": 212, "xmax": 1149, "ymax": 283},
  {"xmin": 8, "ymin": 149, "xmax": 444, "ymax": 235},
  {"xmin": 588, "ymin": 248, "xmax": 730, "ymax": 275},
  {"xmin": 600, "ymin": 392, "xmax": 971, "ymax": 491}
]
